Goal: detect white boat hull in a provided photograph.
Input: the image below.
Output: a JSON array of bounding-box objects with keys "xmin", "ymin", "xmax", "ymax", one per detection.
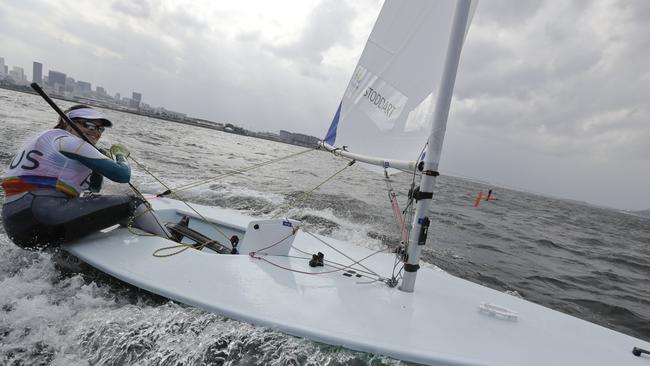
[{"xmin": 64, "ymin": 197, "xmax": 650, "ymax": 366}]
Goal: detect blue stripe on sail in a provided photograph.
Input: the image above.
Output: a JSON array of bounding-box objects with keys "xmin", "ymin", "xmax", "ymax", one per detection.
[{"xmin": 323, "ymin": 101, "xmax": 342, "ymax": 145}]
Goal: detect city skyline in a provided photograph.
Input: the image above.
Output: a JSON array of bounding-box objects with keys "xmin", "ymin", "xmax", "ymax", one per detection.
[
  {"xmin": 1, "ymin": 56, "xmax": 140, "ymax": 104},
  {"xmin": 1, "ymin": 1, "xmax": 649, "ymax": 211},
  {"xmin": 0, "ymin": 55, "xmax": 196, "ymax": 121},
  {"xmin": 0, "ymin": 54, "xmax": 321, "ymax": 149}
]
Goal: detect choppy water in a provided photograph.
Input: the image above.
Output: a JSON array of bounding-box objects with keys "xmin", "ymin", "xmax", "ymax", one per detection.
[{"xmin": 1, "ymin": 88, "xmax": 649, "ymax": 365}]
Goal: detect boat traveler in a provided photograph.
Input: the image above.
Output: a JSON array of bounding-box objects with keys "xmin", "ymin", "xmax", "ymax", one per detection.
[{"xmin": 1, "ymin": 104, "xmax": 142, "ymax": 249}]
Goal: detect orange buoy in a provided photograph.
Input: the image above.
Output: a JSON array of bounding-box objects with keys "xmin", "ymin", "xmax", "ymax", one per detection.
[{"xmin": 474, "ymin": 191, "xmax": 483, "ymax": 207}]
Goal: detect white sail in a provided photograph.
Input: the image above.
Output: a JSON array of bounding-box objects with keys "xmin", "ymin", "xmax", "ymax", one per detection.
[{"xmin": 324, "ymin": 0, "xmax": 476, "ymax": 168}]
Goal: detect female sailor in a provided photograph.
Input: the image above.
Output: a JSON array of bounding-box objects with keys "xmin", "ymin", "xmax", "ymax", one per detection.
[{"xmin": 1, "ymin": 105, "xmax": 143, "ymax": 249}]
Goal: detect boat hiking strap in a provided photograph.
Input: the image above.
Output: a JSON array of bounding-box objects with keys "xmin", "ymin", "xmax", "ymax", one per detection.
[
  {"xmin": 271, "ymin": 159, "xmax": 356, "ymax": 219},
  {"xmin": 150, "ymin": 147, "xmax": 318, "ymax": 196}
]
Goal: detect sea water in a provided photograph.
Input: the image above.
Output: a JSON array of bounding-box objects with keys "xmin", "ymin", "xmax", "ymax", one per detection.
[{"xmin": 1, "ymin": 88, "xmax": 649, "ymax": 365}]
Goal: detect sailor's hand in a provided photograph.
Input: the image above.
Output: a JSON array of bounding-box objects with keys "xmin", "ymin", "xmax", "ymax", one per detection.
[{"xmin": 110, "ymin": 144, "xmax": 130, "ymax": 158}]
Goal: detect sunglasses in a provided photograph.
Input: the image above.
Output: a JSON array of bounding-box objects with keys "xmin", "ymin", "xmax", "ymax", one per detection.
[{"xmin": 76, "ymin": 120, "xmax": 105, "ymax": 133}]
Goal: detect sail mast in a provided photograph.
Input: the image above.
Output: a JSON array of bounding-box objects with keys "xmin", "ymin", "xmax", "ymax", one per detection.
[{"xmin": 400, "ymin": 0, "xmax": 472, "ymax": 292}]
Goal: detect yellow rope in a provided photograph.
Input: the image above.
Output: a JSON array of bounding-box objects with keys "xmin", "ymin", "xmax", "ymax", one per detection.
[{"xmin": 152, "ymin": 240, "xmax": 220, "ymax": 257}]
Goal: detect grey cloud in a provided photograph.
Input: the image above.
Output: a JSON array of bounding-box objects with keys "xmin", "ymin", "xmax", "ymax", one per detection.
[
  {"xmin": 112, "ymin": 0, "xmax": 151, "ymax": 19},
  {"xmin": 236, "ymin": 30, "xmax": 261, "ymax": 43},
  {"xmin": 3, "ymin": 0, "xmax": 648, "ymax": 209},
  {"xmin": 267, "ymin": 0, "xmax": 357, "ymax": 65},
  {"xmin": 474, "ymin": 0, "xmax": 544, "ymax": 27},
  {"xmin": 163, "ymin": 7, "xmax": 210, "ymax": 33},
  {"xmin": 456, "ymin": 0, "xmax": 650, "ymax": 163}
]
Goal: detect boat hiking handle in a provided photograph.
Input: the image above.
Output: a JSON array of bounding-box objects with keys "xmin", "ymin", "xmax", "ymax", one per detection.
[{"xmin": 30, "ymin": 82, "xmax": 147, "ymax": 202}]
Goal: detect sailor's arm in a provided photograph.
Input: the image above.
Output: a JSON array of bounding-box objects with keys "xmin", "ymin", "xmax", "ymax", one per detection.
[{"xmin": 57, "ymin": 137, "xmax": 131, "ymax": 183}]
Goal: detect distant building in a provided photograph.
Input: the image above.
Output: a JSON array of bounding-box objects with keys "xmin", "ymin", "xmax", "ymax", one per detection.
[
  {"xmin": 65, "ymin": 77, "xmax": 75, "ymax": 93},
  {"xmin": 9, "ymin": 67, "xmax": 27, "ymax": 85},
  {"xmin": 32, "ymin": 62, "xmax": 43, "ymax": 84},
  {"xmin": 96, "ymin": 86, "xmax": 106, "ymax": 95},
  {"xmin": 152, "ymin": 107, "xmax": 186, "ymax": 120},
  {"xmin": 0, "ymin": 57, "xmax": 5, "ymax": 76},
  {"xmin": 48, "ymin": 70, "xmax": 66, "ymax": 91},
  {"xmin": 256, "ymin": 131, "xmax": 280, "ymax": 141},
  {"xmin": 114, "ymin": 92, "xmax": 120, "ymax": 101},
  {"xmin": 279, "ymin": 130, "xmax": 320, "ymax": 147},
  {"xmin": 130, "ymin": 92, "xmax": 142, "ymax": 108},
  {"xmin": 76, "ymin": 81, "xmax": 92, "ymax": 94}
]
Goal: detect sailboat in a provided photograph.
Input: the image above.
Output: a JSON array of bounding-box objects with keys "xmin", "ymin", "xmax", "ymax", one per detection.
[{"xmin": 61, "ymin": 1, "xmax": 650, "ymax": 365}]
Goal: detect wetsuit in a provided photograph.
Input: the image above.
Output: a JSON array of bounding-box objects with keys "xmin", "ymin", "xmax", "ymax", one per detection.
[{"xmin": 1, "ymin": 129, "xmax": 140, "ymax": 249}]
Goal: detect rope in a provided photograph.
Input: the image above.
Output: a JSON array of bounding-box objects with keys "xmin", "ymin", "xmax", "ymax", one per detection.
[
  {"xmin": 291, "ymin": 245, "xmax": 387, "ymax": 279},
  {"xmin": 162, "ymin": 147, "xmax": 317, "ymax": 194},
  {"xmin": 126, "ymin": 148, "xmax": 316, "ymax": 257},
  {"xmin": 124, "ymin": 152, "xmax": 398, "ymax": 287},
  {"xmin": 250, "ymin": 235, "xmax": 391, "ymax": 283},
  {"xmin": 128, "ymin": 155, "xmax": 234, "ymax": 245},
  {"xmin": 272, "ymin": 159, "xmax": 355, "ymax": 218},
  {"xmin": 303, "ymin": 230, "xmax": 382, "ymax": 278},
  {"xmin": 126, "ymin": 147, "xmax": 397, "ymax": 288},
  {"xmin": 248, "ymin": 226, "xmax": 300, "ymax": 257},
  {"xmin": 152, "ymin": 240, "xmax": 221, "ymax": 257}
]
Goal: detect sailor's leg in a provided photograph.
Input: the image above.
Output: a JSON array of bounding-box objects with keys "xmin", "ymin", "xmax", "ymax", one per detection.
[
  {"xmin": 2, "ymin": 193, "xmax": 63, "ymax": 249},
  {"xmin": 31, "ymin": 192, "xmax": 136, "ymax": 242}
]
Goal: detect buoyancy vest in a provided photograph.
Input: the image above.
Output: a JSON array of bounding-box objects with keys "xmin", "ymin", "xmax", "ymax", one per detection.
[{"xmin": 2, "ymin": 129, "xmax": 114, "ymax": 197}]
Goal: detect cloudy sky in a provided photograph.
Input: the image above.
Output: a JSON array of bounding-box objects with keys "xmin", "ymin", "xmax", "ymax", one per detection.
[{"xmin": 1, "ymin": 0, "xmax": 649, "ymax": 211}]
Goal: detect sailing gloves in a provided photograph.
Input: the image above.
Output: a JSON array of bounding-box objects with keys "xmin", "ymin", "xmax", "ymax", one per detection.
[{"xmin": 110, "ymin": 144, "xmax": 130, "ymax": 159}]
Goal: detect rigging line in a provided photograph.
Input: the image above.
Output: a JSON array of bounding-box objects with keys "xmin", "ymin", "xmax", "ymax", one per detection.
[
  {"xmin": 248, "ymin": 227, "xmax": 299, "ymax": 256},
  {"xmin": 251, "ymin": 246, "xmax": 391, "ymax": 283},
  {"xmin": 166, "ymin": 147, "xmax": 317, "ymax": 194},
  {"xmin": 391, "ymin": 247, "xmax": 402, "ymax": 280},
  {"xmin": 124, "ymin": 203, "xmax": 227, "ymax": 258},
  {"xmin": 128, "ymin": 155, "xmax": 233, "ymax": 243},
  {"xmin": 291, "ymin": 245, "xmax": 388, "ymax": 278},
  {"xmin": 383, "ymin": 169, "xmax": 410, "ymax": 282},
  {"xmin": 303, "ymin": 230, "xmax": 383, "ymax": 278},
  {"xmin": 248, "ymin": 226, "xmax": 388, "ymax": 281},
  {"xmin": 271, "ymin": 159, "xmax": 356, "ymax": 219},
  {"xmin": 256, "ymin": 252, "xmax": 386, "ymax": 283},
  {"xmin": 384, "ymin": 169, "xmax": 408, "ymax": 244}
]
